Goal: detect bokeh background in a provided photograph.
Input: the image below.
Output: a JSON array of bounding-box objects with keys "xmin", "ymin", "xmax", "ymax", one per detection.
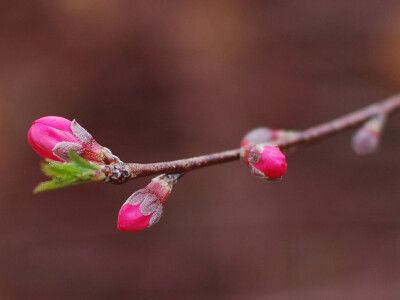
[{"xmin": 1, "ymin": 0, "xmax": 400, "ymax": 299}]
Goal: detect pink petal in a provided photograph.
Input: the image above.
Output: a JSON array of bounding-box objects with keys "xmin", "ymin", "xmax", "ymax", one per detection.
[
  {"xmin": 117, "ymin": 204, "xmax": 152, "ymax": 232},
  {"xmin": 33, "ymin": 116, "xmax": 73, "ymax": 133},
  {"xmin": 28, "ymin": 122, "xmax": 80, "ymax": 161},
  {"xmin": 253, "ymin": 146, "xmax": 287, "ymax": 179}
]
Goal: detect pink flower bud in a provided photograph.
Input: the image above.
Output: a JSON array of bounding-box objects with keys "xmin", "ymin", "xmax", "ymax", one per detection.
[
  {"xmin": 28, "ymin": 116, "xmax": 118, "ymax": 164},
  {"xmin": 117, "ymin": 173, "xmax": 181, "ymax": 232},
  {"xmin": 352, "ymin": 115, "xmax": 385, "ymax": 156},
  {"xmin": 240, "ymin": 144, "xmax": 287, "ymax": 179},
  {"xmin": 240, "ymin": 127, "xmax": 277, "ymax": 147},
  {"xmin": 273, "ymin": 129, "xmax": 300, "ymax": 142}
]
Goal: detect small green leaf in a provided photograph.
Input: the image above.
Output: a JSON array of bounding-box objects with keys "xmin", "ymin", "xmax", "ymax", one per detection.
[
  {"xmin": 33, "ymin": 151, "xmax": 105, "ymax": 193},
  {"xmin": 68, "ymin": 150, "xmax": 100, "ymax": 171},
  {"xmin": 34, "ymin": 178, "xmax": 88, "ymax": 193}
]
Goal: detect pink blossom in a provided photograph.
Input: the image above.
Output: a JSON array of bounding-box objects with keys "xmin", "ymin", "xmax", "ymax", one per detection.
[
  {"xmin": 28, "ymin": 116, "xmax": 117, "ymax": 164},
  {"xmin": 241, "ymin": 144, "xmax": 287, "ymax": 179},
  {"xmin": 117, "ymin": 174, "xmax": 180, "ymax": 232}
]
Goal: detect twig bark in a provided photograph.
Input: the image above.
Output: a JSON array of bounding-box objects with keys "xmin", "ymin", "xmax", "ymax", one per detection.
[{"xmin": 104, "ymin": 94, "xmax": 400, "ymax": 183}]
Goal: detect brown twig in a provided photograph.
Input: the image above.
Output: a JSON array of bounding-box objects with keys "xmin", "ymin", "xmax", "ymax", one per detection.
[{"xmin": 104, "ymin": 94, "xmax": 400, "ymax": 183}]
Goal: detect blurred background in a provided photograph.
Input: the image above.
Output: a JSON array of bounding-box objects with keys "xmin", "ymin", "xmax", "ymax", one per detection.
[{"xmin": 1, "ymin": 0, "xmax": 400, "ymax": 299}]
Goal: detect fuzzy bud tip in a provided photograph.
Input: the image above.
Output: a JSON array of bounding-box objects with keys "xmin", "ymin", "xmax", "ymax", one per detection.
[
  {"xmin": 351, "ymin": 115, "xmax": 385, "ymax": 156},
  {"xmin": 240, "ymin": 127, "xmax": 277, "ymax": 147}
]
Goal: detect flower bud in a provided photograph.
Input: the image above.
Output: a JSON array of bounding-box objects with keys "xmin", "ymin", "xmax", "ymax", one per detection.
[
  {"xmin": 240, "ymin": 143, "xmax": 287, "ymax": 179},
  {"xmin": 352, "ymin": 115, "xmax": 385, "ymax": 155},
  {"xmin": 117, "ymin": 173, "xmax": 181, "ymax": 232},
  {"xmin": 28, "ymin": 116, "xmax": 118, "ymax": 164},
  {"xmin": 240, "ymin": 127, "xmax": 277, "ymax": 147},
  {"xmin": 273, "ymin": 129, "xmax": 300, "ymax": 141}
]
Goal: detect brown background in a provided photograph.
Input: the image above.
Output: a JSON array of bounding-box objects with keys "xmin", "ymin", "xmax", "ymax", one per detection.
[{"xmin": 1, "ymin": 1, "xmax": 400, "ymax": 299}]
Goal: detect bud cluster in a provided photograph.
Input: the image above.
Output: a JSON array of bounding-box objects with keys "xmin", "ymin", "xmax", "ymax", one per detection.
[
  {"xmin": 27, "ymin": 116, "xmax": 182, "ymax": 232},
  {"xmin": 26, "ymin": 93, "xmax": 400, "ymax": 233},
  {"xmin": 240, "ymin": 127, "xmax": 288, "ymax": 180}
]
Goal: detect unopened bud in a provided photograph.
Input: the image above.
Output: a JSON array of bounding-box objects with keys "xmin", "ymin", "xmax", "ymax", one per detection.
[
  {"xmin": 240, "ymin": 127, "xmax": 277, "ymax": 147},
  {"xmin": 273, "ymin": 129, "xmax": 300, "ymax": 141},
  {"xmin": 241, "ymin": 143, "xmax": 287, "ymax": 179},
  {"xmin": 117, "ymin": 173, "xmax": 181, "ymax": 232},
  {"xmin": 28, "ymin": 116, "xmax": 119, "ymax": 165},
  {"xmin": 352, "ymin": 115, "xmax": 385, "ymax": 155}
]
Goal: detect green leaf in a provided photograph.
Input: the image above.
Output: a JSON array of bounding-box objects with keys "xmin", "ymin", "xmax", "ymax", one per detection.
[
  {"xmin": 33, "ymin": 151, "xmax": 106, "ymax": 193},
  {"xmin": 34, "ymin": 178, "xmax": 88, "ymax": 193},
  {"xmin": 68, "ymin": 150, "xmax": 100, "ymax": 171}
]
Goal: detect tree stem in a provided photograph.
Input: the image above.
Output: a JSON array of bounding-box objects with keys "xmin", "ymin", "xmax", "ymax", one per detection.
[
  {"xmin": 105, "ymin": 94, "xmax": 400, "ymax": 183},
  {"xmin": 126, "ymin": 148, "xmax": 241, "ymax": 178}
]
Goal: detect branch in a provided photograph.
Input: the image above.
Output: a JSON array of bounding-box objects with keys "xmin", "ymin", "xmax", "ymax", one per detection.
[{"xmin": 104, "ymin": 94, "xmax": 400, "ymax": 183}]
